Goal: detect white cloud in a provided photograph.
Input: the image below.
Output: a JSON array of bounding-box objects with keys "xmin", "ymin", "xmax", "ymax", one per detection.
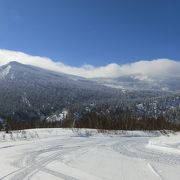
[{"xmin": 0, "ymin": 49, "xmax": 180, "ymax": 79}]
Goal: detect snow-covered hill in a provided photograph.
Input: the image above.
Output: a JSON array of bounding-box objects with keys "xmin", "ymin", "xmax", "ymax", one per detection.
[
  {"xmin": 0, "ymin": 62, "xmax": 124, "ymax": 121},
  {"xmin": 0, "ymin": 61, "xmax": 180, "ymax": 123}
]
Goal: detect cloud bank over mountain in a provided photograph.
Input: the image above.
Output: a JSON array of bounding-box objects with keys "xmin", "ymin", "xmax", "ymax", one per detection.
[{"xmin": 0, "ymin": 49, "xmax": 180, "ymax": 79}]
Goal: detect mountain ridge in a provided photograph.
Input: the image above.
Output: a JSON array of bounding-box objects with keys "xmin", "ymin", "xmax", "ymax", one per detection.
[{"xmin": 0, "ymin": 61, "xmax": 179, "ymax": 123}]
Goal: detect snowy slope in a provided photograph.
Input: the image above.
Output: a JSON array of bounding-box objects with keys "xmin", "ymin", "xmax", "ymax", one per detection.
[
  {"xmin": 0, "ymin": 65, "xmax": 11, "ymax": 79},
  {"xmin": 0, "ymin": 128, "xmax": 180, "ymax": 180},
  {"xmin": 0, "ymin": 61, "xmax": 180, "ymax": 123},
  {"xmin": 0, "ymin": 62, "xmax": 123, "ymax": 121},
  {"xmin": 147, "ymin": 132, "xmax": 180, "ymax": 154}
]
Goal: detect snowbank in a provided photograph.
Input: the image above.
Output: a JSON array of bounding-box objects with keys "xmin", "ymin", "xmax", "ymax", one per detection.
[
  {"xmin": 0, "ymin": 128, "xmax": 161, "ymax": 143},
  {"xmin": 0, "ymin": 128, "xmax": 73, "ymax": 142},
  {"xmin": 147, "ymin": 132, "xmax": 180, "ymax": 154}
]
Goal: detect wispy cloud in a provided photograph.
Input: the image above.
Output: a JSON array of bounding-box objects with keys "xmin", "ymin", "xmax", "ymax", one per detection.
[{"xmin": 0, "ymin": 49, "xmax": 180, "ymax": 79}]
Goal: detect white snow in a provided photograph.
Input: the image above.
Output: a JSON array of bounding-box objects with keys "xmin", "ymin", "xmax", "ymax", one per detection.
[
  {"xmin": 0, "ymin": 65, "xmax": 11, "ymax": 79},
  {"xmin": 147, "ymin": 132, "xmax": 180, "ymax": 154},
  {"xmin": 0, "ymin": 129, "xmax": 180, "ymax": 180},
  {"xmin": 46, "ymin": 110, "xmax": 68, "ymax": 122}
]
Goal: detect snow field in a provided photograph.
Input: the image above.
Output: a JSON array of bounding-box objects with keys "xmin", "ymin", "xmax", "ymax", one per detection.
[{"xmin": 0, "ymin": 128, "xmax": 180, "ymax": 180}]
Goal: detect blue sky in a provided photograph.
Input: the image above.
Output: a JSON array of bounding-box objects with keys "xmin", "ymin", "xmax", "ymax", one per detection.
[{"xmin": 0, "ymin": 0, "xmax": 180, "ymax": 66}]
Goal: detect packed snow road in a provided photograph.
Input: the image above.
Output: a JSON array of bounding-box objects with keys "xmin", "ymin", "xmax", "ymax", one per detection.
[{"xmin": 0, "ymin": 129, "xmax": 180, "ymax": 180}]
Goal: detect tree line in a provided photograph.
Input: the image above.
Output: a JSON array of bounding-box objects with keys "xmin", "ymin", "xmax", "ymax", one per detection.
[{"xmin": 1, "ymin": 105, "xmax": 180, "ymax": 132}]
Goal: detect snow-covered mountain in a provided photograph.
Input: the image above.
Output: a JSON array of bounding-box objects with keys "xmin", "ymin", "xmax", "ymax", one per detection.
[
  {"xmin": 0, "ymin": 61, "xmax": 179, "ymax": 122},
  {"xmin": 0, "ymin": 62, "xmax": 125, "ymax": 120}
]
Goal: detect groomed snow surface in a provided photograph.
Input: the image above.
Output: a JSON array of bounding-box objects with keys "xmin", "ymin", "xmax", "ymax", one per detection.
[{"xmin": 0, "ymin": 129, "xmax": 180, "ymax": 180}]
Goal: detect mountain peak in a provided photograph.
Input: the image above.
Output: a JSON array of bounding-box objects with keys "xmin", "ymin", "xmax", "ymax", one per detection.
[{"xmin": 8, "ymin": 61, "xmax": 24, "ymax": 66}]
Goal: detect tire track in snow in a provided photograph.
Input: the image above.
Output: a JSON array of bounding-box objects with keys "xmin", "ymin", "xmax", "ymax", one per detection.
[
  {"xmin": 112, "ymin": 137, "xmax": 180, "ymax": 166},
  {"xmin": 3, "ymin": 137, "xmax": 101, "ymax": 180},
  {"xmin": 41, "ymin": 168, "xmax": 76, "ymax": 180},
  {"xmin": 147, "ymin": 163, "xmax": 162, "ymax": 180}
]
